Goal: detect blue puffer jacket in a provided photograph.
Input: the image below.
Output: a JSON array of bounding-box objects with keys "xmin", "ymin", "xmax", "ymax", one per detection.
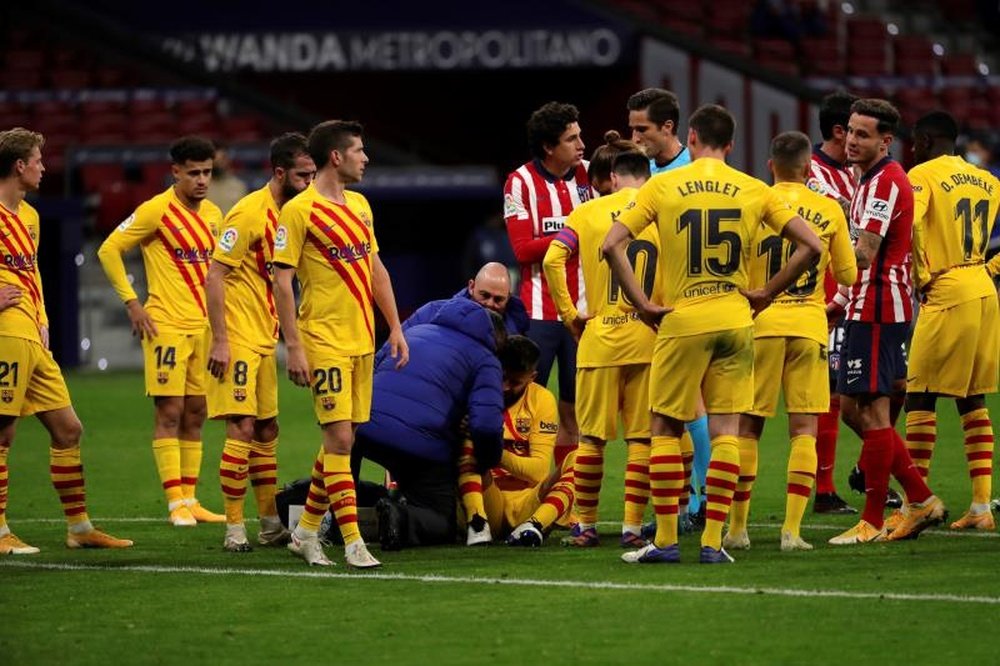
[
  {"xmin": 395, "ymin": 287, "xmax": 529, "ymax": 336},
  {"xmin": 361, "ymin": 297, "xmax": 504, "ymax": 467}
]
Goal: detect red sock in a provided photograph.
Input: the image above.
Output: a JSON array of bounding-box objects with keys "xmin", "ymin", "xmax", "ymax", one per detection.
[
  {"xmin": 815, "ymin": 396, "xmax": 841, "ymax": 494},
  {"xmin": 860, "ymin": 428, "xmax": 893, "ymax": 528},
  {"xmin": 890, "ymin": 429, "xmax": 931, "ymax": 504}
]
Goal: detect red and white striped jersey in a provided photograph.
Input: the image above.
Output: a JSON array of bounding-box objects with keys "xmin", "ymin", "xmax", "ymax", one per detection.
[
  {"xmin": 810, "ymin": 146, "xmax": 857, "ymax": 304},
  {"xmin": 845, "ymin": 157, "xmax": 914, "ymax": 323},
  {"xmin": 503, "ymin": 159, "xmax": 593, "ymax": 320},
  {"xmin": 810, "ymin": 146, "xmax": 856, "ymax": 202}
]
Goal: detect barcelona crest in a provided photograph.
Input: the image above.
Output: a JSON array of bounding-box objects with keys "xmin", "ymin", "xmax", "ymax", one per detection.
[
  {"xmin": 321, "ymin": 397, "xmax": 336, "ymax": 411},
  {"xmin": 233, "ymin": 388, "xmax": 247, "ymax": 402},
  {"xmin": 157, "ymin": 371, "xmax": 169, "ymax": 385},
  {"xmin": 1, "ymin": 389, "xmax": 12, "ymax": 403},
  {"xmin": 515, "ymin": 417, "xmax": 531, "ymax": 436}
]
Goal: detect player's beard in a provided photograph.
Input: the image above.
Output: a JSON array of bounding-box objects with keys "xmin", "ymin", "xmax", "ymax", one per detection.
[
  {"xmin": 503, "ymin": 390, "xmax": 524, "ymax": 408},
  {"xmin": 280, "ymin": 178, "xmax": 301, "ymax": 201}
]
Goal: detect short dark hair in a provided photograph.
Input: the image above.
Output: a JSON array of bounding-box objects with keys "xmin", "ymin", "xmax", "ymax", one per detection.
[
  {"xmin": 914, "ymin": 111, "xmax": 958, "ymax": 143},
  {"xmin": 269, "ymin": 132, "xmax": 309, "ymax": 170},
  {"xmin": 0, "ymin": 127, "xmax": 44, "ymax": 177},
  {"xmin": 612, "ymin": 149, "xmax": 651, "ymax": 179},
  {"xmin": 627, "ymin": 88, "xmax": 681, "ymax": 132},
  {"xmin": 487, "ymin": 309, "xmax": 508, "ymax": 352},
  {"xmin": 770, "ymin": 131, "xmax": 812, "ymax": 179},
  {"xmin": 499, "ymin": 335, "xmax": 540, "ymax": 373},
  {"xmin": 169, "ymin": 136, "xmax": 215, "ymax": 164},
  {"xmin": 588, "ymin": 130, "xmax": 647, "ymax": 183},
  {"xmin": 308, "ymin": 120, "xmax": 364, "ymax": 168},
  {"xmin": 526, "ymin": 102, "xmax": 579, "ymax": 159},
  {"xmin": 851, "ymin": 99, "xmax": 899, "ymax": 135},
  {"xmin": 819, "ymin": 91, "xmax": 858, "ymax": 141},
  {"xmin": 689, "ymin": 104, "xmax": 735, "ymax": 149}
]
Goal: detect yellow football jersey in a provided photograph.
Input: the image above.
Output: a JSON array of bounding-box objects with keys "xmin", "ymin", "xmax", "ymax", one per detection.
[
  {"xmin": 493, "ymin": 382, "xmax": 558, "ymax": 492},
  {"xmin": 273, "ymin": 184, "xmax": 379, "ymax": 356},
  {"xmin": 909, "ymin": 155, "xmax": 999, "ymax": 310},
  {"xmin": 97, "ymin": 187, "xmax": 221, "ymax": 332},
  {"xmin": 618, "ymin": 158, "xmax": 797, "ymax": 337},
  {"xmin": 544, "ymin": 187, "xmax": 660, "ymax": 367},
  {"xmin": 749, "ymin": 182, "xmax": 856, "ymax": 343},
  {"xmin": 212, "ymin": 186, "xmax": 281, "ymax": 353},
  {"xmin": 0, "ymin": 200, "xmax": 48, "ymax": 343}
]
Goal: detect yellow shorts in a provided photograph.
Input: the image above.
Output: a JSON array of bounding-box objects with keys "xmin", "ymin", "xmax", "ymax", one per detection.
[
  {"xmin": 0, "ymin": 336, "xmax": 72, "ymax": 417},
  {"xmin": 576, "ymin": 364, "xmax": 651, "ymax": 441},
  {"xmin": 303, "ymin": 332, "xmax": 373, "ymax": 425},
  {"xmin": 749, "ymin": 336, "xmax": 829, "ymax": 416},
  {"xmin": 142, "ymin": 329, "xmax": 208, "ymax": 397},
  {"xmin": 483, "ymin": 484, "xmax": 540, "ymax": 534},
  {"xmin": 650, "ymin": 327, "xmax": 754, "ymax": 421},
  {"xmin": 908, "ymin": 296, "xmax": 1000, "ymax": 397},
  {"xmin": 206, "ymin": 342, "xmax": 278, "ymax": 420}
]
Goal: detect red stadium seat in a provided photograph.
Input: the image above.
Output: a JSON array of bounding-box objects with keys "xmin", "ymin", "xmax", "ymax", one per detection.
[
  {"xmin": 128, "ymin": 111, "xmax": 176, "ymax": 140},
  {"xmin": 1, "ymin": 69, "xmax": 43, "ymax": 89},
  {"xmin": 178, "ymin": 112, "xmax": 219, "ymax": 136},
  {"xmin": 141, "ymin": 163, "xmax": 172, "ymax": 189},
  {"xmin": 755, "ymin": 39, "xmax": 796, "ymax": 60},
  {"xmin": 95, "ymin": 181, "xmax": 134, "ymax": 232},
  {"xmin": 80, "ymin": 164, "xmax": 127, "ymax": 193},
  {"xmin": 3, "ymin": 49, "xmax": 45, "ymax": 70},
  {"xmin": 940, "ymin": 54, "xmax": 978, "ymax": 76},
  {"xmin": 48, "ymin": 68, "xmax": 93, "ymax": 89},
  {"xmin": 896, "ymin": 59, "xmax": 936, "ymax": 77},
  {"xmin": 35, "ymin": 112, "xmax": 79, "ymax": 136},
  {"xmin": 175, "ymin": 98, "xmax": 218, "ymax": 116},
  {"xmin": 801, "ymin": 37, "xmax": 844, "ymax": 76},
  {"xmin": 709, "ymin": 36, "xmax": 752, "ymax": 58},
  {"xmin": 847, "ymin": 55, "xmax": 888, "ymax": 76}
]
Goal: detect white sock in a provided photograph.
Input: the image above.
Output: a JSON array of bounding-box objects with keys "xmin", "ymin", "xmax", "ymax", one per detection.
[
  {"xmin": 970, "ymin": 502, "xmax": 990, "ymax": 514},
  {"xmin": 68, "ymin": 520, "xmax": 93, "ymax": 535},
  {"xmin": 622, "ymin": 523, "xmax": 641, "ymax": 536}
]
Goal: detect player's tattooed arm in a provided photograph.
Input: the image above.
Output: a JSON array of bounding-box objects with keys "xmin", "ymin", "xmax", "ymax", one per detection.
[{"xmin": 854, "ymin": 230, "xmax": 882, "ymax": 270}]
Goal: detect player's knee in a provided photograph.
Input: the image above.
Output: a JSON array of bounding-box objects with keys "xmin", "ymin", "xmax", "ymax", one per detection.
[
  {"xmin": 154, "ymin": 398, "xmax": 183, "ymax": 431},
  {"xmin": 228, "ymin": 417, "xmax": 256, "ymax": 442},
  {"xmin": 52, "ymin": 417, "xmax": 83, "ymax": 448},
  {"xmin": 905, "ymin": 393, "xmax": 936, "ymax": 413},
  {"xmin": 957, "ymin": 395, "xmax": 986, "ymax": 414},
  {"xmin": 183, "ymin": 401, "xmax": 208, "ymax": 428},
  {"xmin": 256, "ymin": 419, "xmax": 278, "ymax": 443}
]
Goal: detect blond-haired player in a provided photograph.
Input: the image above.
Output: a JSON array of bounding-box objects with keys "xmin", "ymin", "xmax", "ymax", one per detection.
[
  {"xmin": 0, "ymin": 128, "xmax": 131, "ymax": 554},
  {"xmin": 723, "ymin": 131, "xmax": 856, "ymax": 552},
  {"xmin": 206, "ymin": 133, "xmax": 316, "ymax": 551},
  {"xmin": 605, "ymin": 104, "xmax": 821, "ymax": 564},
  {"xmin": 97, "ymin": 136, "xmax": 225, "ymax": 526},
  {"xmin": 543, "ymin": 133, "xmax": 657, "ymax": 547}
]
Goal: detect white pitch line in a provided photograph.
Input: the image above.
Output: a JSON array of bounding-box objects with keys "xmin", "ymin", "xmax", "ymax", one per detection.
[
  {"xmin": 1, "ymin": 560, "xmax": 998, "ymax": 605},
  {"xmin": 12, "ymin": 517, "xmax": 999, "ymax": 538}
]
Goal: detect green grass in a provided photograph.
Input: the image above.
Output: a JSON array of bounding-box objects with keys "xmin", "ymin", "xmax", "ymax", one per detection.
[{"xmin": 1, "ymin": 371, "xmax": 998, "ymax": 665}]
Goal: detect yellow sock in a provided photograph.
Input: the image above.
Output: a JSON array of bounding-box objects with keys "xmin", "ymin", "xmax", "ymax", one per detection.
[
  {"xmin": 249, "ymin": 438, "xmax": 279, "ymax": 518},
  {"xmin": 728, "ymin": 436, "xmax": 758, "ymax": 534},
  {"xmin": 219, "ymin": 439, "xmax": 251, "ymax": 525},
  {"xmin": 179, "ymin": 439, "xmax": 202, "ymax": 501},
  {"xmin": 573, "ymin": 441, "xmax": 604, "ymax": 527},
  {"xmin": 50, "ymin": 446, "xmax": 90, "ymax": 529},
  {"xmin": 702, "ymin": 436, "xmax": 740, "ymax": 550},
  {"xmin": 0, "ymin": 445, "xmax": 8, "ymax": 530},
  {"xmin": 678, "ymin": 431, "xmax": 694, "ymax": 515},
  {"xmin": 905, "ymin": 410, "xmax": 936, "ymax": 479},
  {"xmin": 532, "ymin": 455, "xmax": 575, "ymax": 529},
  {"xmin": 782, "ymin": 435, "xmax": 817, "ymax": 538},
  {"xmin": 152, "ymin": 438, "xmax": 184, "ymax": 508},
  {"xmin": 298, "ymin": 448, "xmax": 328, "ymax": 533},
  {"xmin": 458, "ymin": 441, "xmax": 486, "ymax": 522},
  {"xmin": 961, "ymin": 408, "xmax": 994, "ymax": 505},
  {"xmin": 323, "ymin": 452, "xmax": 360, "ymax": 545},
  {"xmin": 649, "ymin": 435, "xmax": 683, "ymax": 548},
  {"xmin": 623, "ymin": 442, "xmax": 650, "ymax": 530}
]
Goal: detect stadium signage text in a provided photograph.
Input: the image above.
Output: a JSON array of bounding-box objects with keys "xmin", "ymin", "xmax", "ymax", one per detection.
[{"xmin": 165, "ymin": 29, "xmax": 623, "ymax": 72}]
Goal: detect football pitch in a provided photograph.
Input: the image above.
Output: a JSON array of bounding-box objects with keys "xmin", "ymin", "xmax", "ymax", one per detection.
[{"xmin": 1, "ymin": 370, "xmax": 998, "ymax": 665}]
